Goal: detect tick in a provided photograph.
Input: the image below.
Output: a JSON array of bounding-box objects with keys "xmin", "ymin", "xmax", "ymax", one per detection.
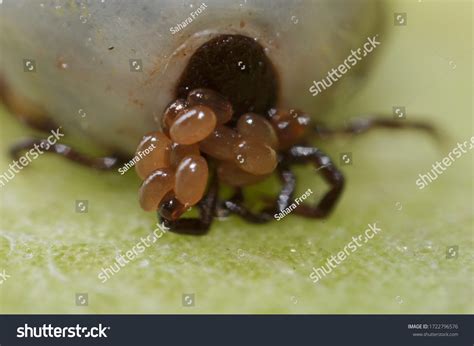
[
  {"xmin": 0, "ymin": 0, "xmax": 439, "ymax": 235},
  {"xmin": 4, "ymin": 34, "xmax": 438, "ymax": 235}
]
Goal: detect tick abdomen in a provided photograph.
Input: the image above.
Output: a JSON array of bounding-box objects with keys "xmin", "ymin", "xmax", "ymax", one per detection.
[{"xmin": 0, "ymin": 0, "xmax": 383, "ymax": 156}]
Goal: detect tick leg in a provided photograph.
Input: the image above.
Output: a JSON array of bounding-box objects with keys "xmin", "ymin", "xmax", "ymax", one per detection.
[
  {"xmin": 9, "ymin": 138, "xmax": 126, "ymax": 170},
  {"xmin": 222, "ymin": 165, "xmax": 296, "ymax": 224},
  {"xmin": 313, "ymin": 117, "xmax": 440, "ymax": 140},
  {"xmin": 160, "ymin": 175, "xmax": 219, "ymax": 235},
  {"xmin": 286, "ymin": 146, "xmax": 345, "ymax": 218},
  {"xmin": 223, "ymin": 197, "xmax": 273, "ymax": 224}
]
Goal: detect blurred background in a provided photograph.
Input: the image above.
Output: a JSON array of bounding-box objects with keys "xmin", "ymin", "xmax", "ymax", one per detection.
[{"xmin": 0, "ymin": 0, "xmax": 472, "ymax": 313}]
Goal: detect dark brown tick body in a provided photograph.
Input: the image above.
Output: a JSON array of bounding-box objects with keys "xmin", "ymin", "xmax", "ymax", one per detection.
[{"xmin": 5, "ymin": 34, "xmax": 439, "ymax": 235}]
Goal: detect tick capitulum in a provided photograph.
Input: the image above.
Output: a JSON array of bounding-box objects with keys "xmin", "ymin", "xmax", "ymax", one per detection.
[{"xmin": 137, "ymin": 88, "xmax": 309, "ymax": 231}]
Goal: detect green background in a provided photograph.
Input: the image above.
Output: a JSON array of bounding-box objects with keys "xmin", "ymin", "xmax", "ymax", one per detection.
[{"xmin": 0, "ymin": 0, "xmax": 472, "ymax": 313}]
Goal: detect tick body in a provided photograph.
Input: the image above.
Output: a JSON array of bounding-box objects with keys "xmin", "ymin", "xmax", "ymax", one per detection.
[
  {"xmin": 0, "ymin": 0, "xmax": 384, "ymax": 154},
  {"xmin": 1, "ymin": 1, "xmax": 439, "ymax": 234}
]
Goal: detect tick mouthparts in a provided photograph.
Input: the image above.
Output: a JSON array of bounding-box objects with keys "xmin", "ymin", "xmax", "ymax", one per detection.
[
  {"xmin": 136, "ymin": 34, "xmax": 312, "ymax": 219},
  {"xmin": 136, "ymin": 87, "xmax": 310, "ymax": 220}
]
